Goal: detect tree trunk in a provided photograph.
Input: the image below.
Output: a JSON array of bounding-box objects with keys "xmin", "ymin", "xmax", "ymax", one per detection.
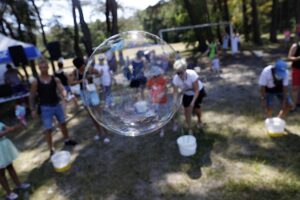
[
  {"xmin": 10, "ymin": 7, "xmax": 24, "ymax": 41},
  {"xmin": 183, "ymin": 0, "xmax": 211, "ymax": 52},
  {"xmin": 296, "ymin": 0, "xmax": 300, "ymax": 23},
  {"xmin": 269, "ymin": 0, "xmax": 279, "ymax": 42},
  {"xmin": 30, "ymin": 60, "xmax": 38, "ymax": 77},
  {"xmin": 31, "ymin": 0, "xmax": 56, "ymax": 73},
  {"xmin": 106, "ymin": 0, "xmax": 111, "ymax": 35},
  {"xmin": 111, "ymin": 0, "xmax": 118, "ymax": 35},
  {"xmin": 223, "ymin": 0, "xmax": 230, "ymax": 21},
  {"xmin": 242, "ymin": 0, "xmax": 250, "ymax": 42},
  {"xmin": 71, "ymin": 0, "xmax": 83, "ymax": 58},
  {"xmin": 2, "ymin": 19, "xmax": 16, "ymax": 38},
  {"xmin": 250, "ymin": 0, "xmax": 262, "ymax": 45},
  {"xmin": 30, "ymin": 0, "xmax": 47, "ymax": 47},
  {"xmin": 74, "ymin": 0, "xmax": 93, "ymax": 56}
]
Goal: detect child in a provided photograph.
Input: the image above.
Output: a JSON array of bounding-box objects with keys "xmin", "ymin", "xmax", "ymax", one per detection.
[
  {"xmin": 0, "ymin": 122, "xmax": 30, "ymax": 200},
  {"xmin": 146, "ymin": 66, "xmax": 168, "ymax": 137},
  {"xmin": 211, "ymin": 56, "xmax": 221, "ymax": 75}
]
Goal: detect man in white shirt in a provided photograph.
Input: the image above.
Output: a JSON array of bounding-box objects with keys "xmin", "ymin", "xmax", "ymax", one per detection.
[
  {"xmin": 173, "ymin": 59, "xmax": 206, "ymax": 134},
  {"xmin": 258, "ymin": 60, "xmax": 294, "ymax": 118}
]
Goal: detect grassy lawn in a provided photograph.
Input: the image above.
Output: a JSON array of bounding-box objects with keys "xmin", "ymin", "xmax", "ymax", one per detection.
[{"xmin": 1, "ymin": 42, "xmax": 300, "ymax": 200}]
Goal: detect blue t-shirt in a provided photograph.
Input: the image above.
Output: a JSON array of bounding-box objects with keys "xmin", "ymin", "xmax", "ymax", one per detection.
[{"xmin": 132, "ymin": 59, "xmax": 144, "ymax": 79}]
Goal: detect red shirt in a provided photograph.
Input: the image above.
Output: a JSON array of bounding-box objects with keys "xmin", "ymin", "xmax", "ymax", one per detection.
[{"xmin": 147, "ymin": 76, "xmax": 167, "ymax": 104}]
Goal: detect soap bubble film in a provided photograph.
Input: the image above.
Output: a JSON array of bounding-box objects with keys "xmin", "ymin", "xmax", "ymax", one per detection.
[{"xmin": 83, "ymin": 31, "xmax": 182, "ymax": 136}]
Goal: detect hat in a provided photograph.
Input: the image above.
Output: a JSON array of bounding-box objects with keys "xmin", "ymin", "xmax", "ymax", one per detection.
[
  {"xmin": 136, "ymin": 50, "xmax": 144, "ymax": 58},
  {"xmin": 98, "ymin": 54, "xmax": 105, "ymax": 61},
  {"xmin": 58, "ymin": 57, "xmax": 64, "ymax": 63},
  {"xmin": 145, "ymin": 66, "xmax": 163, "ymax": 78},
  {"xmin": 173, "ymin": 58, "xmax": 187, "ymax": 72},
  {"xmin": 274, "ymin": 60, "xmax": 287, "ymax": 79}
]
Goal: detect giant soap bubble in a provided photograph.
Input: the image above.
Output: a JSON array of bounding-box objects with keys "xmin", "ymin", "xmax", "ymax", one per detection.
[{"xmin": 83, "ymin": 31, "xmax": 182, "ymax": 136}]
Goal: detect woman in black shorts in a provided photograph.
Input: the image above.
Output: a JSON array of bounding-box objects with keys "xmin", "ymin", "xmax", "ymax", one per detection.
[{"xmin": 172, "ymin": 59, "xmax": 206, "ymax": 134}]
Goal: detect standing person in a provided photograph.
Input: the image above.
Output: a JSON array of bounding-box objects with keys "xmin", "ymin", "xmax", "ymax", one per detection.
[
  {"xmin": 29, "ymin": 58, "xmax": 77, "ymax": 156},
  {"xmin": 130, "ymin": 50, "xmax": 147, "ymax": 99},
  {"xmin": 172, "ymin": 59, "xmax": 206, "ymax": 135},
  {"xmin": 231, "ymin": 33, "xmax": 239, "ymax": 54},
  {"xmin": 287, "ymin": 41, "xmax": 300, "ymax": 110},
  {"xmin": 258, "ymin": 60, "xmax": 294, "ymax": 118},
  {"xmin": 146, "ymin": 66, "xmax": 168, "ymax": 137},
  {"xmin": 94, "ymin": 55, "xmax": 113, "ymax": 106},
  {"xmin": 222, "ymin": 32, "xmax": 229, "ymax": 50},
  {"xmin": 4, "ymin": 64, "xmax": 27, "ymax": 95},
  {"xmin": 284, "ymin": 29, "xmax": 291, "ymax": 48},
  {"xmin": 54, "ymin": 59, "xmax": 79, "ymax": 115},
  {"xmin": 211, "ymin": 55, "xmax": 221, "ymax": 75},
  {"xmin": 71, "ymin": 57, "xmax": 110, "ymax": 143},
  {"xmin": 0, "ymin": 122, "xmax": 30, "ymax": 200},
  {"xmin": 207, "ymin": 39, "xmax": 218, "ymax": 61}
]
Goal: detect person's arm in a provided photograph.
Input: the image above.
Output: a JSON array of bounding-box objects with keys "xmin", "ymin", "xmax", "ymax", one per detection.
[
  {"xmin": 29, "ymin": 78, "xmax": 38, "ymax": 118},
  {"xmin": 4, "ymin": 72, "xmax": 10, "ymax": 85},
  {"xmin": 288, "ymin": 43, "xmax": 300, "ymax": 61},
  {"xmin": 259, "ymin": 86, "xmax": 267, "ymax": 109},
  {"xmin": 55, "ymin": 77, "xmax": 67, "ymax": 99},
  {"xmin": 17, "ymin": 69, "xmax": 24, "ymax": 81},
  {"xmin": 0, "ymin": 124, "xmax": 21, "ymax": 137},
  {"xmin": 190, "ymin": 80, "xmax": 199, "ymax": 108},
  {"xmin": 70, "ymin": 69, "xmax": 82, "ymax": 85}
]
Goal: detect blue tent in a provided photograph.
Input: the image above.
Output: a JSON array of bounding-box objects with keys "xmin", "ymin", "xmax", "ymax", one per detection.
[{"xmin": 0, "ymin": 33, "xmax": 41, "ymax": 64}]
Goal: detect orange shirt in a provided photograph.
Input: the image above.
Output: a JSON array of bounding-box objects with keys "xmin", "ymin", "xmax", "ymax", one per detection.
[{"xmin": 147, "ymin": 76, "xmax": 167, "ymax": 104}]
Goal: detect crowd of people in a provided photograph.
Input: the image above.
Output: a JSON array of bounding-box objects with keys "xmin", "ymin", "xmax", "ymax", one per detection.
[{"xmin": 0, "ymin": 31, "xmax": 299, "ymax": 199}]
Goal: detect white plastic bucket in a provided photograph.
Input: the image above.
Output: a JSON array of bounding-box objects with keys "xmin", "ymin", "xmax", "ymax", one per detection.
[
  {"xmin": 134, "ymin": 101, "xmax": 148, "ymax": 113},
  {"xmin": 177, "ymin": 135, "xmax": 197, "ymax": 156},
  {"xmin": 265, "ymin": 117, "xmax": 286, "ymax": 137},
  {"xmin": 51, "ymin": 151, "xmax": 72, "ymax": 172}
]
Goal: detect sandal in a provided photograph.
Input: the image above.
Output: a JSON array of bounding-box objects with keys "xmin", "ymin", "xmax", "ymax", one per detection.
[{"xmin": 6, "ymin": 192, "xmax": 18, "ymax": 200}]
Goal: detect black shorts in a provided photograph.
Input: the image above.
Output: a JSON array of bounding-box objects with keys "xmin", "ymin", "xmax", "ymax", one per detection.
[
  {"xmin": 182, "ymin": 89, "xmax": 206, "ymax": 108},
  {"xmin": 130, "ymin": 77, "xmax": 147, "ymax": 88}
]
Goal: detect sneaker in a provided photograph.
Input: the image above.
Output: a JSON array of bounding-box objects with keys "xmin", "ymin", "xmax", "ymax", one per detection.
[
  {"xmin": 172, "ymin": 124, "xmax": 178, "ymax": 132},
  {"xmin": 160, "ymin": 129, "xmax": 165, "ymax": 138},
  {"xmin": 6, "ymin": 192, "xmax": 18, "ymax": 200},
  {"xmin": 17, "ymin": 182, "xmax": 31, "ymax": 190},
  {"xmin": 94, "ymin": 135, "xmax": 100, "ymax": 141},
  {"xmin": 197, "ymin": 123, "xmax": 203, "ymax": 129},
  {"xmin": 103, "ymin": 137, "xmax": 110, "ymax": 144},
  {"xmin": 64, "ymin": 139, "xmax": 78, "ymax": 146}
]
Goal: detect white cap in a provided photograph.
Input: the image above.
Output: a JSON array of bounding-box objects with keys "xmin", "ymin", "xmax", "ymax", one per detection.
[{"xmin": 58, "ymin": 57, "xmax": 64, "ymax": 63}]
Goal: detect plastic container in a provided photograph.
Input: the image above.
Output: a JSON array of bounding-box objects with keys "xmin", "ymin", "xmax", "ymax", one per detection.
[
  {"xmin": 177, "ymin": 135, "xmax": 197, "ymax": 156},
  {"xmin": 134, "ymin": 101, "xmax": 148, "ymax": 113},
  {"xmin": 51, "ymin": 151, "xmax": 72, "ymax": 172},
  {"xmin": 265, "ymin": 117, "xmax": 286, "ymax": 137}
]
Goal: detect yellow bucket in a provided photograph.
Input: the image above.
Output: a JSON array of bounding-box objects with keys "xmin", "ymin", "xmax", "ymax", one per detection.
[
  {"xmin": 265, "ymin": 118, "xmax": 286, "ymax": 138},
  {"xmin": 54, "ymin": 163, "xmax": 72, "ymax": 172},
  {"xmin": 51, "ymin": 151, "xmax": 72, "ymax": 173},
  {"xmin": 266, "ymin": 131, "xmax": 286, "ymax": 138}
]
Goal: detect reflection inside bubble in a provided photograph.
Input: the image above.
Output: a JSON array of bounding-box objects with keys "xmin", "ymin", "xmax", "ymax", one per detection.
[{"xmin": 83, "ymin": 31, "xmax": 182, "ymax": 136}]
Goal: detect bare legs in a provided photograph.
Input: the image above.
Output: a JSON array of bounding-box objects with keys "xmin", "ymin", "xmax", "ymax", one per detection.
[
  {"xmin": 0, "ymin": 164, "xmax": 22, "ymax": 196},
  {"xmin": 45, "ymin": 123, "xmax": 70, "ymax": 153}
]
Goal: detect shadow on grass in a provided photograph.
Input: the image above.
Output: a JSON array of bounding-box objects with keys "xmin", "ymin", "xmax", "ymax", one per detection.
[{"xmin": 20, "ymin": 124, "xmax": 220, "ymax": 199}]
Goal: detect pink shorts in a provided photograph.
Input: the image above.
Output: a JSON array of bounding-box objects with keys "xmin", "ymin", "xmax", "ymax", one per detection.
[{"xmin": 292, "ymin": 67, "xmax": 300, "ymax": 86}]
